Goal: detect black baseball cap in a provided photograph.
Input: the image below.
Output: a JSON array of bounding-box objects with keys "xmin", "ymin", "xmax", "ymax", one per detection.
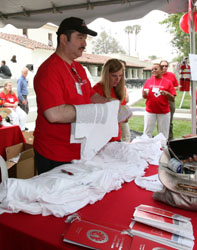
[{"xmin": 56, "ymin": 17, "xmax": 97, "ymax": 37}]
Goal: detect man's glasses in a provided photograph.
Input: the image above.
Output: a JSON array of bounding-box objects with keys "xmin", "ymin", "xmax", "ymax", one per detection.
[{"xmin": 161, "ymin": 65, "xmax": 168, "ymax": 68}]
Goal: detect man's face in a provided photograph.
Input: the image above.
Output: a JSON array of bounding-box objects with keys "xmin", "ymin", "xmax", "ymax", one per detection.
[
  {"xmin": 23, "ymin": 70, "xmax": 28, "ymax": 78},
  {"xmin": 160, "ymin": 62, "xmax": 168, "ymax": 73},
  {"xmin": 66, "ymin": 32, "xmax": 87, "ymax": 59}
]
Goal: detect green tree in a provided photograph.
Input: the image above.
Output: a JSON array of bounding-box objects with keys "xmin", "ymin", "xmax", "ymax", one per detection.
[
  {"xmin": 148, "ymin": 55, "xmax": 158, "ymax": 60},
  {"xmin": 92, "ymin": 31, "xmax": 125, "ymax": 54},
  {"xmin": 160, "ymin": 13, "xmax": 197, "ymax": 61}
]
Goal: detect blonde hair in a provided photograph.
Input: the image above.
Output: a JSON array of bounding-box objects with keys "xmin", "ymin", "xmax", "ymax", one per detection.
[
  {"xmin": 101, "ymin": 59, "xmax": 125, "ymax": 101},
  {"xmin": 3, "ymin": 81, "xmax": 14, "ymax": 95}
]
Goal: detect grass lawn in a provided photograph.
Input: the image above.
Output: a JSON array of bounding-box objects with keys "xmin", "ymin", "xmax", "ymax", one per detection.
[
  {"xmin": 129, "ymin": 117, "xmax": 192, "ymax": 139},
  {"xmin": 129, "ymin": 90, "xmax": 193, "ymax": 139},
  {"xmin": 175, "ymin": 91, "xmax": 191, "ymax": 109}
]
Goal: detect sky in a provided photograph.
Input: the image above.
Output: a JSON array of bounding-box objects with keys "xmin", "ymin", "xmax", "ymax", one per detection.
[{"xmin": 89, "ymin": 10, "xmax": 179, "ymax": 61}]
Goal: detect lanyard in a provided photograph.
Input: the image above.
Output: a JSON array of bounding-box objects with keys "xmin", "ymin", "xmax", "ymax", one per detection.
[
  {"xmin": 64, "ymin": 62, "xmax": 83, "ymax": 95},
  {"xmin": 153, "ymin": 77, "xmax": 163, "ymax": 88},
  {"xmin": 64, "ymin": 62, "xmax": 83, "ymax": 85}
]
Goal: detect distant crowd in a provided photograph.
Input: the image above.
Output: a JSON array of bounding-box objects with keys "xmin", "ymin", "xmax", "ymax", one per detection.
[{"xmin": 0, "ymin": 59, "xmax": 29, "ymax": 131}]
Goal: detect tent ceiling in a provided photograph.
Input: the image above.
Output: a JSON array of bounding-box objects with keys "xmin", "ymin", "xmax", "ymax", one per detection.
[{"xmin": 0, "ymin": 0, "xmax": 188, "ymax": 28}]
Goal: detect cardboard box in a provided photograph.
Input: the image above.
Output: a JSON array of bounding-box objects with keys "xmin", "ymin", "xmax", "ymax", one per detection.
[
  {"xmin": 6, "ymin": 143, "xmax": 36, "ymax": 179},
  {"xmin": 22, "ymin": 131, "xmax": 34, "ymax": 145}
]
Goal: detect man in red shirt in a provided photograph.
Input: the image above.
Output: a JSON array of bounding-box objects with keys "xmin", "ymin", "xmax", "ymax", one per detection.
[
  {"xmin": 34, "ymin": 17, "xmax": 109, "ymax": 174},
  {"xmin": 160, "ymin": 60, "xmax": 178, "ymax": 140}
]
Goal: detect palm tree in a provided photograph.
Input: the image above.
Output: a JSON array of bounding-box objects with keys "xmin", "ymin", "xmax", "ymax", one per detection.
[
  {"xmin": 124, "ymin": 25, "xmax": 141, "ymax": 54},
  {"xmin": 124, "ymin": 26, "xmax": 134, "ymax": 55},
  {"xmin": 133, "ymin": 25, "xmax": 141, "ymax": 51}
]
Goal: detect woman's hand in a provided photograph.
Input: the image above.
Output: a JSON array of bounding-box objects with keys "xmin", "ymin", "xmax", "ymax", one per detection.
[
  {"xmin": 120, "ymin": 118, "xmax": 129, "ymax": 123},
  {"xmin": 160, "ymin": 90, "xmax": 168, "ymax": 96},
  {"xmin": 160, "ymin": 90, "xmax": 174, "ymax": 101},
  {"xmin": 12, "ymin": 102, "xmax": 18, "ymax": 110},
  {"xmin": 142, "ymin": 89, "xmax": 149, "ymax": 99}
]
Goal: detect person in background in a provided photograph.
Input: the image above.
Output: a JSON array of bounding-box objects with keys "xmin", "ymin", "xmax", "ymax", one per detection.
[
  {"xmin": 0, "ymin": 81, "xmax": 27, "ymax": 131},
  {"xmin": 17, "ymin": 67, "xmax": 29, "ymax": 114},
  {"xmin": 160, "ymin": 60, "xmax": 179, "ymax": 140},
  {"xmin": 0, "ymin": 60, "xmax": 12, "ymax": 79},
  {"xmin": 120, "ymin": 60, "xmax": 130, "ymax": 142},
  {"xmin": 33, "ymin": 17, "xmax": 109, "ymax": 174},
  {"xmin": 93, "ymin": 58, "xmax": 126, "ymax": 142},
  {"xmin": 142, "ymin": 63, "xmax": 176, "ymax": 139}
]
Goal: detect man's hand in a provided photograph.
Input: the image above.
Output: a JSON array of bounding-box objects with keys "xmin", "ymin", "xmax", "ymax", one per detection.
[{"xmin": 22, "ymin": 100, "xmax": 27, "ymax": 105}]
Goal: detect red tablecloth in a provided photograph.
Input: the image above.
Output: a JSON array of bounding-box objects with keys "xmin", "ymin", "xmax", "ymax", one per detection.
[
  {"xmin": 0, "ymin": 165, "xmax": 196, "ymax": 250},
  {"xmin": 0, "ymin": 125, "xmax": 25, "ymax": 159}
]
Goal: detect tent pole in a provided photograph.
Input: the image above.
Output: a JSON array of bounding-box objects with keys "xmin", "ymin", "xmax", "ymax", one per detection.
[
  {"xmin": 189, "ymin": 0, "xmax": 196, "ymax": 134},
  {"xmin": 190, "ymin": 31, "xmax": 196, "ymax": 134}
]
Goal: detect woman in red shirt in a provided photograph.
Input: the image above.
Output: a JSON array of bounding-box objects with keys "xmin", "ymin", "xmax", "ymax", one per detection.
[
  {"xmin": 142, "ymin": 63, "xmax": 176, "ymax": 139},
  {"xmin": 93, "ymin": 59, "xmax": 127, "ymax": 142},
  {"xmin": 0, "ymin": 81, "xmax": 27, "ymax": 131}
]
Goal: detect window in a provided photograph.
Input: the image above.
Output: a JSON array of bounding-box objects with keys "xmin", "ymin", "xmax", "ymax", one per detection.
[
  {"xmin": 26, "ymin": 64, "xmax": 33, "ymax": 71},
  {"xmin": 48, "ymin": 33, "xmax": 53, "ymax": 46},
  {"xmin": 97, "ymin": 65, "xmax": 102, "ymax": 77},
  {"xmin": 23, "ymin": 28, "xmax": 28, "ymax": 37},
  {"xmin": 131, "ymin": 69, "xmax": 134, "ymax": 78},
  {"xmin": 137, "ymin": 69, "xmax": 140, "ymax": 78}
]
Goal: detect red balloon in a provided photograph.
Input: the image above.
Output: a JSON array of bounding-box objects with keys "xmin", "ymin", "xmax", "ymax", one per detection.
[{"xmin": 179, "ymin": 12, "xmax": 197, "ymax": 33}]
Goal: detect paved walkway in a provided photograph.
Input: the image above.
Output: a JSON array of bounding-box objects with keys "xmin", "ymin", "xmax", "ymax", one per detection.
[{"xmin": 127, "ymin": 88, "xmax": 142, "ymax": 106}]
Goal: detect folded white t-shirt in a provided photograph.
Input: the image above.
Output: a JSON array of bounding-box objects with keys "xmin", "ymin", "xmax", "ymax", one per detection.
[{"xmin": 70, "ymin": 100, "xmax": 119, "ymax": 161}]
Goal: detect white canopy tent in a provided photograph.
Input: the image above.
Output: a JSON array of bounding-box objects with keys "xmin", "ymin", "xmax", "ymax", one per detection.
[
  {"xmin": 0, "ymin": 0, "xmax": 196, "ymax": 133},
  {"xmin": 0, "ymin": 0, "xmax": 188, "ymax": 28}
]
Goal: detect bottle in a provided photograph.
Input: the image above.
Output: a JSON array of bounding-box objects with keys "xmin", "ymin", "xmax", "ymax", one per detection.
[{"xmin": 168, "ymin": 158, "xmax": 182, "ymax": 173}]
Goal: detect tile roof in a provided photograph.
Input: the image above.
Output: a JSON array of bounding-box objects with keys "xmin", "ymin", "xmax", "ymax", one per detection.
[
  {"xmin": 76, "ymin": 53, "xmax": 111, "ymax": 64},
  {"xmin": 76, "ymin": 53, "xmax": 142, "ymax": 68},
  {"xmin": 0, "ymin": 32, "xmax": 55, "ymax": 50},
  {"xmin": 0, "ymin": 32, "xmax": 152, "ymax": 69}
]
